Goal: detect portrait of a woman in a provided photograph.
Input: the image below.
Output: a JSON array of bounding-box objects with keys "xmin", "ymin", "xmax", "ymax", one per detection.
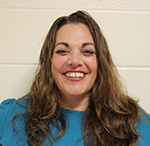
[{"xmin": 0, "ymin": 11, "xmax": 150, "ymax": 146}]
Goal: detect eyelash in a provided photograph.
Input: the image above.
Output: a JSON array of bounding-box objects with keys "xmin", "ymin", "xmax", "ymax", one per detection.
[
  {"xmin": 55, "ymin": 49, "xmax": 95, "ymax": 55},
  {"xmin": 82, "ymin": 50, "xmax": 95, "ymax": 55},
  {"xmin": 56, "ymin": 49, "xmax": 69, "ymax": 54}
]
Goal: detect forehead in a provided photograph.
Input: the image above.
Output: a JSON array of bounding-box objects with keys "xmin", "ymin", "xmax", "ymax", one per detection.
[{"xmin": 55, "ymin": 23, "xmax": 94, "ymax": 45}]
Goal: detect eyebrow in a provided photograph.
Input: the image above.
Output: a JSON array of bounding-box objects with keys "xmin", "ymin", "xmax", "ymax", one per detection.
[
  {"xmin": 54, "ymin": 42, "xmax": 69, "ymax": 48},
  {"xmin": 82, "ymin": 42, "xmax": 95, "ymax": 47},
  {"xmin": 54, "ymin": 42, "xmax": 95, "ymax": 48}
]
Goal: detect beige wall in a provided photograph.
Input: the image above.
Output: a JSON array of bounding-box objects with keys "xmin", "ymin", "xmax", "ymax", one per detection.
[{"xmin": 0, "ymin": 0, "xmax": 150, "ymax": 113}]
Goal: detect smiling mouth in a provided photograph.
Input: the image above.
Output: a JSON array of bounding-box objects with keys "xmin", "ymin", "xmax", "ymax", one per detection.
[{"xmin": 64, "ymin": 72, "xmax": 86, "ymax": 78}]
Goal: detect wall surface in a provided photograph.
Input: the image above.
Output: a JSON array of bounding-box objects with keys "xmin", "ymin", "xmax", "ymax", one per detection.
[{"xmin": 0, "ymin": 0, "xmax": 150, "ymax": 113}]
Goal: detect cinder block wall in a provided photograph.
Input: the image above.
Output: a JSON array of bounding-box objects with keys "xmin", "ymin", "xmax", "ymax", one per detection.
[{"xmin": 0, "ymin": 1, "xmax": 150, "ymax": 113}]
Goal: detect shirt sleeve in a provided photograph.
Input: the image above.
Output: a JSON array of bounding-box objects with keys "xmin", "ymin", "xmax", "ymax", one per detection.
[{"xmin": 0, "ymin": 99, "xmax": 16, "ymax": 140}]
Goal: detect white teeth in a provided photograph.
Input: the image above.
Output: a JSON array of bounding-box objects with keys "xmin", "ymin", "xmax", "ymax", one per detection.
[{"xmin": 65, "ymin": 72, "xmax": 85, "ymax": 78}]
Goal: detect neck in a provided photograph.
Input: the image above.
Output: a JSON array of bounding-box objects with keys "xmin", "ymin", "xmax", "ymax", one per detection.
[{"xmin": 59, "ymin": 94, "xmax": 89, "ymax": 111}]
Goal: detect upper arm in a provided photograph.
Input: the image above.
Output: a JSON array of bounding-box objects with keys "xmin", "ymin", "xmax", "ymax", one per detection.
[{"xmin": 0, "ymin": 99, "xmax": 16, "ymax": 140}]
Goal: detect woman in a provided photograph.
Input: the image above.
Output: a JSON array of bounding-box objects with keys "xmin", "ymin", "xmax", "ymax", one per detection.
[{"xmin": 0, "ymin": 11, "xmax": 150, "ymax": 146}]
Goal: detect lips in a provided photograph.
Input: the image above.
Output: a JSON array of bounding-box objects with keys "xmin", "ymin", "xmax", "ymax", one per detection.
[{"xmin": 63, "ymin": 72, "xmax": 86, "ymax": 78}]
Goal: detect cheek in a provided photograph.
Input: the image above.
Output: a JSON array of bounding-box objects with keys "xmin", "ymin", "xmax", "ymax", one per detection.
[
  {"xmin": 51, "ymin": 55, "xmax": 65, "ymax": 73},
  {"xmin": 51, "ymin": 56, "xmax": 59, "ymax": 74},
  {"xmin": 52, "ymin": 61, "xmax": 59, "ymax": 72},
  {"xmin": 85, "ymin": 57, "xmax": 98, "ymax": 72},
  {"xmin": 92, "ymin": 60, "xmax": 98, "ymax": 71}
]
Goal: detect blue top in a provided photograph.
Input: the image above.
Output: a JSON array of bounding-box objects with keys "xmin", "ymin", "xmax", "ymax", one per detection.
[{"xmin": 0, "ymin": 98, "xmax": 150, "ymax": 146}]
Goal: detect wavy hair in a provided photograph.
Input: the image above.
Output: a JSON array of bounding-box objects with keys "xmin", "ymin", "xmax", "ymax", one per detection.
[{"xmin": 21, "ymin": 11, "xmax": 140, "ymax": 146}]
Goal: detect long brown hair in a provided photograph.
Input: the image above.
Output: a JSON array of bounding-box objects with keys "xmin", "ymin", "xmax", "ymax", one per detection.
[{"xmin": 19, "ymin": 11, "xmax": 141, "ymax": 146}]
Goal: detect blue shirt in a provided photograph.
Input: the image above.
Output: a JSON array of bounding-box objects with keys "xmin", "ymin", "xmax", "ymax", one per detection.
[{"xmin": 0, "ymin": 98, "xmax": 150, "ymax": 146}]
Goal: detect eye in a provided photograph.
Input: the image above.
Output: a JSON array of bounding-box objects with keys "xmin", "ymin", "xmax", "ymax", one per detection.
[
  {"xmin": 55, "ymin": 49, "xmax": 69, "ymax": 54},
  {"xmin": 82, "ymin": 49, "xmax": 95, "ymax": 55}
]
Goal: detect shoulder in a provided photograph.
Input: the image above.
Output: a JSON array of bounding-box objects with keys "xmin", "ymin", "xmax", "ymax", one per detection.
[
  {"xmin": 138, "ymin": 108, "xmax": 150, "ymax": 126},
  {"xmin": 0, "ymin": 97, "xmax": 28, "ymax": 116},
  {"xmin": 0, "ymin": 97, "xmax": 28, "ymax": 135},
  {"xmin": 0, "ymin": 98, "xmax": 16, "ymax": 109},
  {"xmin": 0, "ymin": 98, "xmax": 17, "ymax": 119},
  {"xmin": 136, "ymin": 108, "xmax": 150, "ymax": 145},
  {"xmin": 0, "ymin": 97, "xmax": 29, "ymax": 145}
]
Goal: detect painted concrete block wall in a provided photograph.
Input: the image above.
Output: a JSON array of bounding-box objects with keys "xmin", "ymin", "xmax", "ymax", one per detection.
[{"xmin": 0, "ymin": 0, "xmax": 150, "ymax": 113}]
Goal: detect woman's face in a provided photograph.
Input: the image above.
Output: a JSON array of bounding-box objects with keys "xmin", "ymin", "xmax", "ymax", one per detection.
[{"xmin": 51, "ymin": 23, "xmax": 97, "ymax": 100}]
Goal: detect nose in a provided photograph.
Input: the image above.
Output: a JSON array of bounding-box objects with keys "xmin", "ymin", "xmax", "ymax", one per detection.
[{"xmin": 67, "ymin": 50, "xmax": 83, "ymax": 68}]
